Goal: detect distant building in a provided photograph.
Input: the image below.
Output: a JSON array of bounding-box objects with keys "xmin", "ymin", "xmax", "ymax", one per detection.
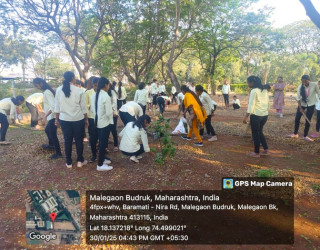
[
  {"xmin": 40, "ymin": 197, "xmax": 58, "ymax": 213},
  {"xmin": 26, "ymin": 220, "xmax": 36, "ymax": 229},
  {"xmin": 46, "ymin": 221, "xmax": 53, "ymax": 230},
  {"xmin": 37, "ymin": 220, "xmax": 45, "ymax": 229}
]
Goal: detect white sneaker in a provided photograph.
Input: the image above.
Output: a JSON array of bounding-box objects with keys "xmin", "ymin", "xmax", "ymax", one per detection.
[
  {"xmin": 280, "ymin": 114, "xmax": 283, "ymax": 118},
  {"xmin": 303, "ymin": 136, "xmax": 314, "ymax": 142},
  {"xmin": 97, "ymin": 164, "xmax": 113, "ymax": 171},
  {"xmin": 66, "ymin": 163, "xmax": 72, "ymax": 169},
  {"xmin": 208, "ymin": 136, "xmax": 218, "ymax": 142},
  {"xmin": 77, "ymin": 160, "xmax": 88, "ymax": 168},
  {"xmin": 0, "ymin": 141, "xmax": 11, "ymax": 145},
  {"xmin": 136, "ymin": 155, "xmax": 143, "ymax": 160},
  {"xmin": 286, "ymin": 134, "xmax": 299, "ymax": 138},
  {"xmin": 130, "ymin": 156, "xmax": 139, "ymax": 163},
  {"xmin": 104, "ymin": 158, "xmax": 112, "ymax": 165}
]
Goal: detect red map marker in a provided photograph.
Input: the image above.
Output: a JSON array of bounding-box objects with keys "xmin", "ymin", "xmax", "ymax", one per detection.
[{"xmin": 50, "ymin": 212, "xmax": 57, "ymax": 222}]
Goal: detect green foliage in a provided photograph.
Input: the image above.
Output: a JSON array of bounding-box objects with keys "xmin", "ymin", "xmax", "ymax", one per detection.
[
  {"xmin": 255, "ymin": 169, "xmax": 276, "ymax": 178},
  {"xmin": 150, "ymin": 115, "xmax": 176, "ymax": 165}
]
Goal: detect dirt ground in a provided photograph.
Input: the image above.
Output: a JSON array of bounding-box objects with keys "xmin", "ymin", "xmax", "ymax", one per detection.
[{"xmin": 0, "ymin": 94, "xmax": 319, "ymax": 249}]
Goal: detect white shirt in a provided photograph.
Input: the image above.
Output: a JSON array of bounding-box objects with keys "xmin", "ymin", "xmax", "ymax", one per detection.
[
  {"xmin": 119, "ymin": 101, "xmax": 143, "ymax": 118},
  {"xmin": 177, "ymin": 93, "xmax": 185, "ymax": 106},
  {"xmin": 316, "ymin": 94, "xmax": 320, "ymax": 111},
  {"xmin": 26, "ymin": 93, "xmax": 43, "ymax": 106},
  {"xmin": 91, "ymin": 90, "xmax": 113, "ymax": 128},
  {"xmin": 117, "ymin": 87, "xmax": 127, "ymax": 100},
  {"xmin": 159, "ymin": 84, "xmax": 166, "ymax": 93},
  {"xmin": 0, "ymin": 98, "xmax": 16, "ymax": 120},
  {"xmin": 189, "ymin": 86, "xmax": 196, "ymax": 93},
  {"xmin": 296, "ymin": 82, "xmax": 320, "ymax": 107},
  {"xmin": 199, "ymin": 92, "xmax": 214, "ymax": 115},
  {"xmin": 54, "ymin": 84, "xmax": 88, "ymax": 122},
  {"xmin": 222, "ymin": 84, "xmax": 231, "ymax": 94},
  {"xmin": 43, "ymin": 90, "xmax": 55, "ymax": 121},
  {"xmin": 134, "ymin": 89, "xmax": 149, "ymax": 106},
  {"xmin": 150, "ymin": 83, "xmax": 159, "ymax": 95},
  {"xmin": 110, "ymin": 89, "xmax": 118, "ymax": 116},
  {"xmin": 119, "ymin": 122, "xmax": 150, "ymax": 153},
  {"xmin": 171, "ymin": 86, "xmax": 177, "ymax": 94},
  {"xmin": 232, "ymin": 99, "xmax": 241, "ymax": 107},
  {"xmin": 247, "ymin": 88, "xmax": 269, "ymax": 116}
]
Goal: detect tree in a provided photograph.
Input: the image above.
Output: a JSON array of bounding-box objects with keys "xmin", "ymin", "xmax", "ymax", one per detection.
[
  {"xmin": 192, "ymin": 0, "xmax": 274, "ymax": 91},
  {"xmin": 0, "ymin": 0, "xmax": 109, "ymax": 81},
  {"xmin": 0, "ymin": 34, "xmax": 18, "ymax": 72},
  {"xmin": 34, "ymin": 57, "xmax": 73, "ymax": 83},
  {"xmin": 299, "ymin": 0, "xmax": 320, "ymax": 29}
]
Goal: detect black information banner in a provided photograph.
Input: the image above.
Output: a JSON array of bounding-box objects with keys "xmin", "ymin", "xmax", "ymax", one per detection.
[{"xmin": 86, "ymin": 177, "xmax": 294, "ymax": 245}]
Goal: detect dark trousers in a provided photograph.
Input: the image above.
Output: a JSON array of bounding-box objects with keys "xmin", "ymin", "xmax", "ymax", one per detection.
[
  {"xmin": 233, "ymin": 104, "xmax": 240, "ymax": 110},
  {"xmin": 172, "ymin": 93, "xmax": 178, "ymax": 103},
  {"xmin": 152, "ymin": 95, "xmax": 158, "ymax": 105},
  {"xmin": 158, "ymin": 98, "xmax": 165, "ymax": 114},
  {"xmin": 98, "ymin": 125, "xmax": 112, "ymax": 166},
  {"xmin": 200, "ymin": 115, "xmax": 216, "ymax": 136},
  {"xmin": 294, "ymin": 105, "xmax": 315, "ymax": 137},
  {"xmin": 119, "ymin": 111, "xmax": 136, "ymax": 126},
  {"xmin": 316, "ymin": 110, "xmax": 320, "ymax": 132},
  {"xmin": 250, "ymin": 115, "xmax": 268, "ymax": 154},
  {"xmin": 59, "ymin": 119, "xmax": 85, "ymax": 165},
  {"xmin": 26, "ymin": 102, "xmax": 38, "ymax": 127},
  {"xmin": 88, "ymin": 118, "xmax": 98, "ymax": 157},
  {"xmin": 223, "ymin": 94, "xmax": 229, "ymax": 106},
  {"xmin": 45, "ymin": 119, "xmax": 61, "ymax": 154},
  {"xmin": 117, "ymin": 99, "xmax": 126, "ymax": 110},
  {"xmin": 121, "ymin": 144, "xmax": 145, "ymax": 157},
  {"xmin": 139, "ymin": 104, "xmax": 146, "ymax": 115},
  {"xmin": 0, "ymin": 113, "xmax": 9, "ymax": 141},
  {"xmin": 111, "ymin": 116, "xmax": 119, "ymax": 147}
]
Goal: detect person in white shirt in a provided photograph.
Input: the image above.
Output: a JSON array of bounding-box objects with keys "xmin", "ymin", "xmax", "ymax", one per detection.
[
  {"xmin": 243, "ymin": 76, "xmax": 270, "ymax": 158},
  {"xmin": 119, "ymin": 101, "xmax": 144, "ymax": 126},
  {"xmin": 159, "ymin": 82, "xmax": 166, "ymax": 94},
  {"xmin": 108, "ymin": 83, "xmax": 119, "ymax": 152},
  {"xmin": 311, "ymin": 80, "xmax": 320, "ymax": 138},
  {"xmin": 86, "ymin": 77, "xmax": 99, "ymax": 163},
  {"xmin": 189, "ymin": 82, "xmax": 196, "ymax": 93},
  {"xmin": 119, "ymin": 115, "xmax": 155, "ymax": 163},
  {"xmin": 33, "ymin": 78, "xmax": 62, "ymax": 159},
  {"xmin": 91, "ymin": 77, "xmax": 114, "ymax": 171},
  {"xmin": 150, "ymin": 79, "xmax": 159, "ymax": 109},
  {"xmin": 195, "ymin": 85, "xmax": 218, "ymax": 142},
  {"xmin": 116, "ymin": 81, "xmax": 127, "ymax": 110},
  {"xmin": 146, "ymin": 82, "xmax": 152, "ymax": 111},
  {"xmin": 55, "ymin": 71, "xmax": 89, "ymax": 169},
  {"xmin": 26, "ymin": 92, "xmax": 44, "ymax": 130},
  {"xmin": 0, "ymin": 95, "xmax": 24, "ymax": 145},
  {"xmin": 287, "ymin": 75, "xmax": 320, "ymax": 142},
  {"xmin": 232, "ymin": 95, "xmax": 241, "ymax": 110},
  {"xmin": 134, "ymin": 82, "xmax": 149, "ymax": 115},
  {"xmin": 171, "ymin": 86, "xmax": 177, "ymax": 103},
  {"xmin": 176, "ymin": 92, "xmax": 185, "ymax": 117},
  {"xmin": 222, "ymin": 80, "xmax": 231, "ymax": 108}
]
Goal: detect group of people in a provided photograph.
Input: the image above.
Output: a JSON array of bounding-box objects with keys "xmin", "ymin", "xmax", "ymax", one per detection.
[{"xmin": 0, "ymin": 72, "xmax": 320, "ymax": 164}]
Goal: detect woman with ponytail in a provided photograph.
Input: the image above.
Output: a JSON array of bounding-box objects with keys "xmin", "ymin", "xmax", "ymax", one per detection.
[
  {"xmin": 180, "ymin": 85, "xmax": 207, "ymax": 147},
  {"xmin": 90, "ymin": 77, "xmax": 113, "ymax": 171},
  {"xmin": 243, "ymin": 76, "xmax": 270, "ymax": 157},
  {"xmin": 54, "ymin": 71, "xmax": 89, "ymax": 169},
  {"xmin": 33, "ymin": 78, "xmax": 62, "ymax": 159},
  {"xmin": 287, "ymin": 75, "xmax": 320, "ymax": 142},
  {"xmin": 116, "ymin": 81, "xmax": 127, "ymax": 110}
]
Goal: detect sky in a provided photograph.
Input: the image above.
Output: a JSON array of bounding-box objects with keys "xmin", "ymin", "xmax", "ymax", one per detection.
[{"xmin": 251, "ymin": 0, "xmax": 320, "ymax": 28}]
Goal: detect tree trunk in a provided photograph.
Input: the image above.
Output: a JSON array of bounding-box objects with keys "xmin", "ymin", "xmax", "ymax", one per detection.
[
  {"xmin": 166, "ymin": 0, "xmax": 181, "ymax": 92},
  {"xmin": 22, "ymin": 56, "xmax": 26, "ymax": 84},
  {"xmin": 300, "ymin": 0, "xmax": 320, "ymax": 29}
]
